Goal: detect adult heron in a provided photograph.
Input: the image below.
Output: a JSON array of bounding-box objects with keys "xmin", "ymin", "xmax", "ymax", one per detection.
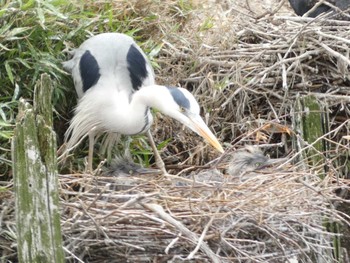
[{"xmin": 63, "ymin": 33, "xmax": 224, "ymax": 174}]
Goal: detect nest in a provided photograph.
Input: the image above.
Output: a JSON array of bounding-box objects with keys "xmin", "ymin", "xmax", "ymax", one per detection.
[
  {"xmin": 59, "ymin": 162, "xmax": 350, "ymax": 262},
  {"xmin": 1, "ymin": 161, "xmax": 350, "ymax": 262}
]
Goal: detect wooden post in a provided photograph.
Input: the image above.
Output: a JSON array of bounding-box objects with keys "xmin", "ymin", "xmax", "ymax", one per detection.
[
  {"xmin": 12, "ymin": 74, "xmax": 64, "ymax": 262},
  {"xmin": 293, "ymin": 94, "xmax": 340, "ymax": 262},
  {"xmin": 294, "ymin": 94, "xmax": 325, "ymax": 172}
]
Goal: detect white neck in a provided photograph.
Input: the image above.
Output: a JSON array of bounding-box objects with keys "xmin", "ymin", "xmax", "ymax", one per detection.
[
  {"xmin": 131, "ymin": 85, "xmax": 171, "ymax": 113},
  {"xmin": 99, "ymin": 85, "xmax": 178, "ymax": 135}
]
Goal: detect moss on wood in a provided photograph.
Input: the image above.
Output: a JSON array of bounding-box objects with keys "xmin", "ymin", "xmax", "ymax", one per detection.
[{"xmin": 12, "ymin": 74, "xmax": 64, "ymax": 263}]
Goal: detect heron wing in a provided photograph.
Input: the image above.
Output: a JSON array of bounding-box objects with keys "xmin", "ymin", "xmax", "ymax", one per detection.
[
  {"xmin": 126, "ymin": 42, "xmax": 155, "ymax": 92},
  {"xmin": 64, "ymin": 33, "xmax": 155, "ymax": 98}
]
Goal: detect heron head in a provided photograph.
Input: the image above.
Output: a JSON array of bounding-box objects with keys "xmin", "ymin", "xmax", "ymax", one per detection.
[{"xmin": 159, "ymin": 86, "xmax": 224, "ymax": 153}]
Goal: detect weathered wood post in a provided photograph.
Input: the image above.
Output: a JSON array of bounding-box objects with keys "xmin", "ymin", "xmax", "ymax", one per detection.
[
  {"xmin": 293, "ymin": 94, "xmax": 326, "ymax": 172},
  {"xmin": 293, "ymin": 94, "xmax": 340, "ymax": 262},
  {"xmin": 12, "ymin": 74, "xmax": 64, "ymax": 262}
]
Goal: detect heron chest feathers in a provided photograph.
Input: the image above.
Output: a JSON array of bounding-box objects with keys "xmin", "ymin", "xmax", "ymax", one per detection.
[
  {"xmin": 81, "ymin": 87, "xmax": 153, "ymax": 135},
  {"xmin": 109, "ymin": 103, "xmax": 153, "ymax": 135}
]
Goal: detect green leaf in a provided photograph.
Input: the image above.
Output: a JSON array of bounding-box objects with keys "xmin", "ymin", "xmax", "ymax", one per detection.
[
  {"xmin": 16, "ymin": 57, "xmax": 32, "ymax": 69},
  {"xmin": 4, "ymin": 62, "xmax": 14, "ymax": 85},
  {"xmin": 21, "ymin": 0, "xmax": 36, "ymax": 11},
  {"xmin": 36, "ymin": 7, "xmax": 46, "ymax": 29},
  {"xmin": 157, "ymin": 138, "xmax": 172, "ymax": 150},
  {"xmin": 12, "ymin": 84, "xmax": 20, "ymax": 101},
  {"xmin": 6, "ymin": 27, "xmax": 31, "ymax": 39},
  {"xmin": 42, "ymin": 1, "xmax": 68, "ymax": 19},
  {"xmin": 148, "ymin": 43, "xmax": 164, "ymax": 58},
  {"xmin": 0, "ymin": 130, "xmax": 13, "ymax": 139},
  {"xmin": 0, "ymin": 120, "xmax": 13, "ymax": 127}
]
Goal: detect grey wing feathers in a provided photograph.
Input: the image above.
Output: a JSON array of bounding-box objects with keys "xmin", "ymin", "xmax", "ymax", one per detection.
[{"xmin": 62, "ymin": 33, "xmax": 155, "ymax": 98}]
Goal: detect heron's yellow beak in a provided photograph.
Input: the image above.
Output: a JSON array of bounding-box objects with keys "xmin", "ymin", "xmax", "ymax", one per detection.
[{"xmin": 188, "ymin": 115, "xmax": 224, "ymax": 153}]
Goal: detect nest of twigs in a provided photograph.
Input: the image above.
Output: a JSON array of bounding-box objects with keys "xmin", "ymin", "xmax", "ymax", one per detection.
[
  {"xmin": 60, "ymin": 164, "xmax": 350, "ymax": 262},
  {"xmin": 1, "ymin": 159, "xmax": 350, "ymax": 262}
]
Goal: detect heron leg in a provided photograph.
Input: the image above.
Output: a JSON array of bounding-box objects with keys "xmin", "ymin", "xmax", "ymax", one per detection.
[
  {"xmin": 88, "ymin": 133, "xmax": 95, "ymax": 173},
  {"xmin": 146, "ymin": 130, "xmax": 168, "ymax": 176}
]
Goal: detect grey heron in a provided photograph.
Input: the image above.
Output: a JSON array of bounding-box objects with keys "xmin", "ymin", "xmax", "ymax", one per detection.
[{"xmin": 62, "ymin": 33, "xmax": 224, "ymax": 174}]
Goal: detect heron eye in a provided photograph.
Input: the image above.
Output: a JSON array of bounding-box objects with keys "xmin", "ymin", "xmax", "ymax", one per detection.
[{"xmin": 179, "ymin": 106, "xmax": 185, "ymax": 112}]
